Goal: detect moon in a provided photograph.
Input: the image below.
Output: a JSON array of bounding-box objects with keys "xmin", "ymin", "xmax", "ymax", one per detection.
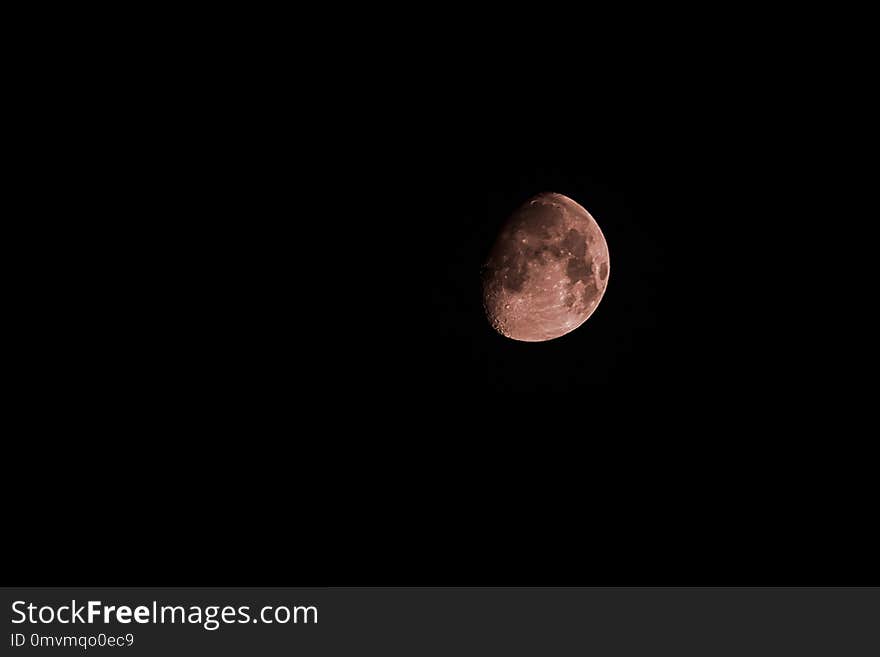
[{"xmin": 482, "ymin": 192, "xmax": 610, "ymax": 342}]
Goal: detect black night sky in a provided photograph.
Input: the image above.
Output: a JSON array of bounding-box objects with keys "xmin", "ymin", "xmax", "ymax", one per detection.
[{"xmin": 8, "ymin": 67, "xmax": 873, "ymax": 588}]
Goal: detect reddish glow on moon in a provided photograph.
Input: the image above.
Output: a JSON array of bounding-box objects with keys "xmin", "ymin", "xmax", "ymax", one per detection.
[{"xmin": 482, "ymin": 192, "xmax": 610, "ymax": 342}]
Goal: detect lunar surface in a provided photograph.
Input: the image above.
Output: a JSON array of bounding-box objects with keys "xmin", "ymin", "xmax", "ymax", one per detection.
[{"xmin": 482, "ymin": 192, "xmax": 610, "ymax": 342}]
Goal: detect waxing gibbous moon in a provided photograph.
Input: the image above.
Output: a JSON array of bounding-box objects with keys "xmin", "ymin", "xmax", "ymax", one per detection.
[{"xmin": 482, "ymin": 192, "xmax": 610, "ymax": 342}]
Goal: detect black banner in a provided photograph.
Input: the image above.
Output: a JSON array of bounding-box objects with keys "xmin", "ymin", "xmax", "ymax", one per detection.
[{"xmin": 2, "ymin": 588, "xmax": 877, "ymax": 655}]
